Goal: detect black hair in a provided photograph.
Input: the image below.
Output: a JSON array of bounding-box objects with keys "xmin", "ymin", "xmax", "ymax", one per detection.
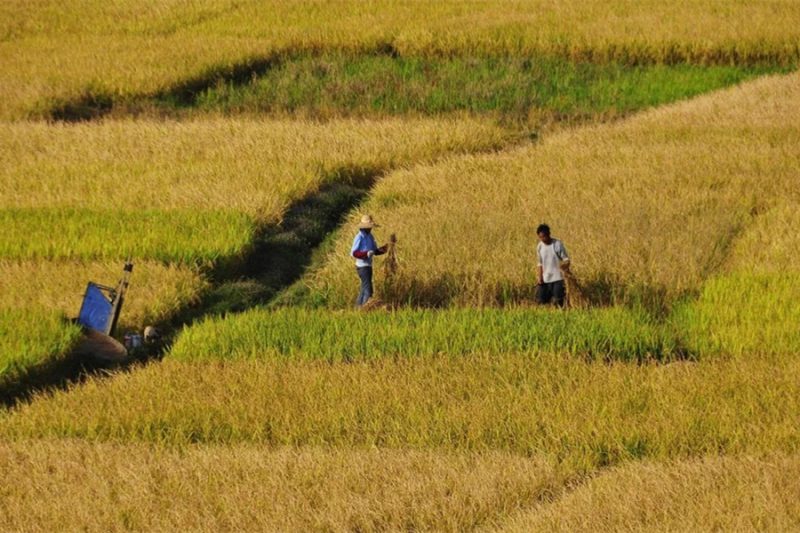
[{"xmin": 536, "ymin": 223, "xmax": 551, "ymax": 235}]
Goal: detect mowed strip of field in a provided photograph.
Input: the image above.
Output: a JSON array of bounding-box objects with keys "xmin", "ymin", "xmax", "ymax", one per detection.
[
  {"xmin": 312, "ymin": 71, "xmax": 800, "ymax": 309},
  {"xmin": 497, "ymin": 455, "xmax": 800, "ymax": 532},
  {"xmin": 0, "ymin": 440, "xmax": 562, "ymax": 532},
  {"xmin": 1, "ymin": 1, "xmax": 799, "ymax": 119},
  {"xmin": 0, "ymin": 117, "xmax": 508, "ymax": 385},
  {"xmin": 2, "ymin": 353, "xmax": 798, "ymax": 472}
]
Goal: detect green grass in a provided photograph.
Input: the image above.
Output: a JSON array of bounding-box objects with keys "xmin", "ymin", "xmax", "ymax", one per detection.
[
  {"xmin": 187, "ymin": 54, "xmax": 788, "ymax": 124},
  {"xmin": 0, "ymin": 309, "xmax": 82, "ymax": 387},
  {"xmin": 0, "ymin": 208, "xmax": 256, "ymax": 264},
  {"xmin": 170, "ymin": 306, "xmax": 680, "ymax": 363},
  {"xmin": 673, "ymin": 273, "xmax": 800, "ymax": 357}
]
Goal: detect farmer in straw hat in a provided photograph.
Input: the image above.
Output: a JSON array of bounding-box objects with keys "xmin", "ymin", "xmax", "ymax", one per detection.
[
  {"xmin": 351, "ymin": 214, "xmax": 388, "ymax": 307},
  {"xmin": 536, "ymin": 223, "xmax": 570, "ymax": 308}
]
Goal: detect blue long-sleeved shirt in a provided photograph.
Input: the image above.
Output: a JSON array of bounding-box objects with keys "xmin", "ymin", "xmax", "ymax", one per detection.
[{"xmin": 351, "ymin": 230, "xmax": 380, "ymax": 267}]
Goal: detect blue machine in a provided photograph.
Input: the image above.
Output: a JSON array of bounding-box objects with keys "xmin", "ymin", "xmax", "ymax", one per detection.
[{"xmin": 77, "ymin": 261, "xmax": 133, "ymax": 336}]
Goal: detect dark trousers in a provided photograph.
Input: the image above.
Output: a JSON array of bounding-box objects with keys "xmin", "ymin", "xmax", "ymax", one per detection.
[
  {"xmin": 536, "ymin": 280, "xmax": 566, "ymax": 307},
  {"xmin": 356, "ymin": 266, "xmax": 373, "ymax": 306}
]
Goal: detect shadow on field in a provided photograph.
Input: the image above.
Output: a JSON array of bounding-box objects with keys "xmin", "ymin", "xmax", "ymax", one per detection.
[
  {"xmin": 0, "ymin": 333, "xmax": 128, "ymax": 408},
  {"xmin": 173, "ymin": 171, "xmax": 378, "ymax": 324},
  {"xmin": 45, "ymin": 44, "xmax": 400, "ymax": 122}
]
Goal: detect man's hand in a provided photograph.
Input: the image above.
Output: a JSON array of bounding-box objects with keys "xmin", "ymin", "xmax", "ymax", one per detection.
[
  {"xmin": 378, "ymin": 245, "xmax": 388, "ymax": 253},
  {"xmin": 537, "ymin": 276, "xmax": 544, "ymax": 286},
  {"xmin": 367, "ymin": 250, "xmax": 375, "ymax": 258}
]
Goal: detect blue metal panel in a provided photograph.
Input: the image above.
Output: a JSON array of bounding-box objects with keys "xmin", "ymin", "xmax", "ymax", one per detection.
[{"xmin": 78, "ymin": 283, "xmax": 112, "ymax": 333}]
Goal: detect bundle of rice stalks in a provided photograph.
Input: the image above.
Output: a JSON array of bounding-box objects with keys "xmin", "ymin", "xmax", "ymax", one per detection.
[
  {"xmin": 383, "ymin": 233, "xmax": 399, "ymax": 278},
  {"xmin": 562, "ymin": 262, "xmax": 589, "ymax": 310}
]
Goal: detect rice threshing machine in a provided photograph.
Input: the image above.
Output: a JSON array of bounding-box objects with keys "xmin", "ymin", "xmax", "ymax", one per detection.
[{"xmin": 77, "ymin": 261, "xmax": 133, "ymax": 338}]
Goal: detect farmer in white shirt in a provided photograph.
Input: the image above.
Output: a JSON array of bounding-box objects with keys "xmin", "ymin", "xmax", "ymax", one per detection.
[
  {"xmin": 536, "ymin": 223, "xmax": 570, "ymax": 307},
  {"xmin": 351, "ymin": 214, "xmax": 388, "ymax": 307}
]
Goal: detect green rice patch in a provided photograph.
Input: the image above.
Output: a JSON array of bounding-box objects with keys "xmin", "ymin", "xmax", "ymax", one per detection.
[
  {"xmin": 170, "ymin": 306, "xmax": 680, "ymax": 363},
  {"xmin": 673, "ymin": 273, "xmax": 800, "ymax": 357},
  {"xmin": 0, "ymin": 208, "xmax": 257, "ymax": 264},
  {"xmin": 0, "ymin": 309, "xmax": 82, "ymax": 387}
]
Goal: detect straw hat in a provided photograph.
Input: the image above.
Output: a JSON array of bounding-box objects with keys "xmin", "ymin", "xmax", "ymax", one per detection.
[{"xmin": 358, "ymin": 214, "xmax": 380, "ymax": 229}]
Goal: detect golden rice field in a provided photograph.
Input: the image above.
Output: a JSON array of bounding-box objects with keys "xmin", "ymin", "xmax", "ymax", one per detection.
[
  {"xmin": 2, "ymin": 1, "xmax": 800, "ymax": 119},
  {"xmin": 0, "ymin": 117, "xmax": 508, "ymax": 219},
  {"xmin": 499, "ymin": 454, "xmax": 800, "ymax": 532},
  {"xmin": 0, "ymin": 260, "xmax": 208, "ymax": 329},
  {"xmin": 0, "ymin": 440, "xmax": 563, "ymax": 532},
  {"xmin": 0, "ymin": 117, "xmax": 508, "ymax": 384},
  {"xmin": 2, "ymin": 439, "xmax": 798, "ymax": 531},
  {"xmin": 4, "ymin": 354, "xmax": 799, "ymax": 470},
  {"xmin": 2, "ymin": 1, "xmax": 800, "ymax": 530},
  {"xmin": 314, "ymin": 71, "xmax": 800, "ymax": 309}
]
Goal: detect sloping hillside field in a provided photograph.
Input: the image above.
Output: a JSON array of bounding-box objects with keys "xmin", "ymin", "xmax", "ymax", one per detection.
[
  {"xmin": 0, "ymin": 117, "xmax": 507, "ymax": 387},
  {"xmin": 1, "ymin": 1, "xmax": 799, "ymax": 530}
]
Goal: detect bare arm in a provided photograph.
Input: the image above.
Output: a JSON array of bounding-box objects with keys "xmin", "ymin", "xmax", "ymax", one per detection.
[{"xmin": 536, "ymin": 244, "xmax": 544, "ymax": 285}]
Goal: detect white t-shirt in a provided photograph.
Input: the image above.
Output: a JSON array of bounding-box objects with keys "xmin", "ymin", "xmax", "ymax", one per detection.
[{"xmin": 537, "ymin": 239, "xmax": 569, "ymax": 283}]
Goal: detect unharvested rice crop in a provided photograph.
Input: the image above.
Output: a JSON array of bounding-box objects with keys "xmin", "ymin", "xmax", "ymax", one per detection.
[
  {"xmin": 313, "ymin": 71, "xmax": 800, "ymax": 307},
  {"xmin": 1, "ymin": 1, "xmax": 799, "ymax": 119},
  {"xmin": 0, "ymin": 117, "xmax": 507, "ymax": 261},
  {"xmin": 0, "ymin": 118, "xmax": 508, "ymax": 218},
  {"xmin": 147, "ymin": 55, "xmax": 784, "ymax": 124},
  {"xmin": 726, "ymin": 200, "xmax": 800, "ymax": 275},
  {"xmin": 170, "ymin": 306, "xmax": 679, "ymax": 363},
  {"xmin": 0, "ymin": 117, "xmax": 507, "ymax": 384},
  {"xmin": 674, "ymin": 273, "xmax": 800, "ymax": 357},
  {"xmin": 0, "ymin": 260, "xmax": 209, "ymax": 330},
  {"xmin": 0, "ymin": 309, "xmax": 81, "ymax": 387},
  {"xmin": 3, "ymin": 353, "xmax": 798, "ymax": 472},
  {"xmin": 0, "ymin": 440, "xmax": 562, "ymax": 532},
  {"xmin": 0, "ymin": 208, "xmax": 256, "ymax": 263},
  {"xmin": 498, "ymin": 454, "xmax": 800, "ymax": 532},
  {"xmin": 673, "ymin": 199, "xmax": 800, "ymax": 356}
]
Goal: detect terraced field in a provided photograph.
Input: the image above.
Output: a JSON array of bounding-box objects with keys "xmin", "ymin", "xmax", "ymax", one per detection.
[
  {"xmin": 2, "ymin": 1, "xmax": 799, "ymax": 531},
  {"xmin": 2, "ymin": 1, "xmax": 799, "ymax": 120},
  {"xmin": 0, "ymin": 117, "xmax": 508, "ymax": 386},
  {"xmin": 313, "ymin": 71, "xmax": 800, "ymax": 309}
]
